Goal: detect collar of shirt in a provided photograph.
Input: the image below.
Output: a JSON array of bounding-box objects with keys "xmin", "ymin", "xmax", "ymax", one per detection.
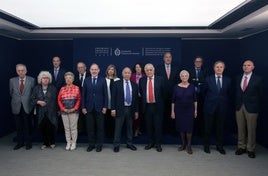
[
  {"xmin": 147, "ymin": 75, "xmax": 154, "ymax": 80},
  {"xmin": 215, "ymin": 74, "xmax": 222, "ymax": 79},
  {"xmin": 124, "ymin": 79, "xmax": 130, "ymax": 84},
  {"xmin": 243, "ymin": 72, "xmax": 252, "ymax": 80}
]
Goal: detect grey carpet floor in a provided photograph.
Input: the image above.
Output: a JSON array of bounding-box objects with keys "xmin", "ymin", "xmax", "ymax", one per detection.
[{"xmin": 0, "ymin": 134, "xmax": 267, "ymax": 176}]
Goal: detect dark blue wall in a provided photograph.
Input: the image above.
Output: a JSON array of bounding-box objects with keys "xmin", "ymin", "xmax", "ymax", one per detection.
[
  {"xmin": 73, "ymin": 38, "xmax": 182, "ymax": 77},
  {"xmin": 1, "ymin": 34, "xmax": 267, "ymax": 148},
  {"xmin": 240, "ymin": 31, "xmax": 268, "ymax": 148},
  {"xmin": 0, "ymin": 36, "xmax": 19, "ymax": 136},
  {"xmin": 18, "ymin": 40, "xmax": 73, "ymax": 77}
]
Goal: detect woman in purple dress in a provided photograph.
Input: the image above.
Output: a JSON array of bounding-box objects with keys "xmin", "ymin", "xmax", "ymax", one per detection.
[{"xmin": 171, "ymin": 70, "xmax": 197, "ymax": 154}]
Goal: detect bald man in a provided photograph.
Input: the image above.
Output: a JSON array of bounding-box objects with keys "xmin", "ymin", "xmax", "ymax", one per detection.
[
  {"xmin": 235, "ymin": 60, "xmax": 263, "ymax": 158},
  {"xmin": 111, "ymin": 67, "xmax": 139, "ymax": 152}
]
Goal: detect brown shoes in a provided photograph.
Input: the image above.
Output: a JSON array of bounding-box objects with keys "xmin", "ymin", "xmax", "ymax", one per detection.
[
  {"xmin": 186, "ymin": 146, "xmax": 193, "ymax": 155},
  {"xmin": 178, "ymin": 145, "xmax": 186, "ymax": 151},
  {"xmin": 178, "ymin": 145, "xmax": 192, "ymax": 154}
]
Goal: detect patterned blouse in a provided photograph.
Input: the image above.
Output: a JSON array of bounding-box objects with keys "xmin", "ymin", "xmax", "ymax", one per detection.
[{"xmin": 58, "ymin": 84, "xmax": 81, "ymax": 111}]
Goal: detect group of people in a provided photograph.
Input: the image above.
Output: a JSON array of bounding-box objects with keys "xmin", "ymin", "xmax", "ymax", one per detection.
[{"xmin": 9, "ymin": 52, "xmax": 263, "ymax": 159}]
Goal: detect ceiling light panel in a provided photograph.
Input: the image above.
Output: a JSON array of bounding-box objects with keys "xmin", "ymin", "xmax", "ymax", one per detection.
[{"xmin": 0, "ymin": 0, "xmax": 246, "ymax": 27}]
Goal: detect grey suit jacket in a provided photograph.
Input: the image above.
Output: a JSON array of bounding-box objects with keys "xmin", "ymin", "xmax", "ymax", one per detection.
[{"xmin": 9, "ymin": 76, "xmax": 35, "ymax": 114}]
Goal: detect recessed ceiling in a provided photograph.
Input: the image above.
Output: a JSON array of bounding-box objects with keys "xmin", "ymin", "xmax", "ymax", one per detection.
[
  {"xmin": 0, "ymin": 0, "xmax": 245, "ymax": 27},
  {"xmin": 0, "ymin": 0, "xmax": 268, "ymax": 40}
]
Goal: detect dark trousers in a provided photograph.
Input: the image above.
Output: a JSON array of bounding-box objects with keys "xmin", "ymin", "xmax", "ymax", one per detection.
[
  {"xmin": 113, "ymin": 107, "xmax": 133, "ymax": 147},
  {"xmin": 204, "ymin": 106, "xmax": 225, "ymax": 147},
  {"xmin": 39, "ymin": 116, "xmax": 56, "ymax": 146},
  {"xmin": 14, "ymin": 106, "xmax": 32, "ymax": 145},
  {"xmin": 86, "ymin": 110, "xmax": 105, "ymax": 147},
  {"xmin": 194, "ymin": 93, "xmax": 205, "ymax": 136},
  {"xmin": 163, "ymin": 97, "xmax": 176, "ymax": 135},
  {"xmin": 145, "ymin": 103, "xmax": 163, "ymax": 146},
  {"xmin": 104, "ymin": 109, "xmax": 115, "ymax": 138},
  {"xmin": 77, "ymin": 110, "xmax": 86, "ymax": 134}
]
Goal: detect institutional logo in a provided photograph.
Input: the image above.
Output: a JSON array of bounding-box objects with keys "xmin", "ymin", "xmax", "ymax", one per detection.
[{"xmin": 114, "ymin": 48, "xmax": 121, "ymax": 56}]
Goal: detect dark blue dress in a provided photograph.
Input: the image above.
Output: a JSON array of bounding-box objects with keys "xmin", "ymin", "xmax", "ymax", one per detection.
[{"xmin": 172, "ymin": 84, "xmax": 196, "ymax": 132}]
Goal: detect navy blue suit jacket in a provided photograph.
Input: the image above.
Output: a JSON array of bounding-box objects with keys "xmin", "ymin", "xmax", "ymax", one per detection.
[
  {"xmin": 203, "ymin": 75, "xmax": 231, "ymax": 114},
  {"xmin": 111, "ymin": 80, "xmax": 139, "ymax": 118},
  {"xmin": 49, "ymin": 67, "xmax": 67, "ymax": 91},
  {"xmin": 235, "ymin": 73, "xmax": 263, "ymax": 113},
  {"xmin": 82, "ymin": 76, "xmax": 108, "ymax": 112},
  {"xmin": 139, "ymin": 75, "xmax": 165, "ymax": 113}
]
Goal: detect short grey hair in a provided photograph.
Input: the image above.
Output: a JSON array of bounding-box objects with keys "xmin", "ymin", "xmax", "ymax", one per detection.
[
  {"xmin": 16, "ymin": 63, "xmax": 27, "ymax": 71},
  {"xmin": 64, "ymin": 71, "xmax": 75, "ymax": 80},
  {"xmin": 180, "ymin": 70, "xmax": 189, "ymax": 77},
  {"xmin": 37, "ymin": 71, "xmax": 52, "ymax": 84}
]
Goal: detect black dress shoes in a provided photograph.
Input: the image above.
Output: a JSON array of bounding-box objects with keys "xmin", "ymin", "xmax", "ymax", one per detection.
[
  {"xmin": 114, "ymin": 146, "xmax": 120, "ymax": 153},
  {"xmin": 87, "ymin": 146, "xmax": 95, "ymax": 152},
  {"xmin": 216, "ymin": 146, "xmax": 226, "ymax": 155},
  {"xmin": 247, "ymin": 151, "xmax": 256, "ymax": 158},
  {"xmin": 156, "ymin": 145, "xmax": 162, "ymax": 152},
  {"xmin": 235, "ymin": 148, "xmax": 247, "ymax": 155},
  {"xmin": 126, "ymin": 144, "xmax": 137, "ymax": 151},
  {"xmin": 144, "ymin": 144, "xmax": 154, "ymax": 150},
  {"xmin": 13, "ymin": 143, "xmax": 24, "ymax": 150},
  {"xmin": 25, "ymin": 143, "xmax": 32, "ymax": 150},
  {"xmin": 96, "ymin": 146, "xmax": 102, "ymax": 152},
  {"xmin": 204, "ymin": 146, "xmax": 210, "ymax": 153}
]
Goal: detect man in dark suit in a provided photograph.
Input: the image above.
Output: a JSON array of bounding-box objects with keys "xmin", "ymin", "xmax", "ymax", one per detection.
[
  {"xmin": 73, "ymin": 61, "xmax": 90, "ymax": 135},
  {"xmin": 203, "ymin": 61, "xmax": 231, "ymax": 154},
  {"xmin": 9, "ymin": 64, "xmax": 35, "ymax": 150},
  {"xmin": 235, "ymin": 60, "xmax": 263, "ymax": 158},
  {"xmin": 189, "ymin": 56, "xmax": 209, "ymax": 136},
  {"xmin": 82, "ymin": 63, "xmax": 108, "ymax": 152},
  {"xmin": 111, "ymin": 67, "xmax": 139, "ymax": 153},
  {"xmin": 49, "ymin": 56, "xmax": 67, "ymax": 91},
  {"xmin": 155, "ymin": 52, "xmax": 179, "ymax": 135},
  {"xmin": 49, "ymin": 56, "xmax": 67, "ymax": 134},
  {"xmin": 139, "ymin": 63, "xmax": 165, "ymax": 152}
]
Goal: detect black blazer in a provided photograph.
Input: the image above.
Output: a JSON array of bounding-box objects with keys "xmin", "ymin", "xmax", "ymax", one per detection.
[
  {"xmin": 139, "ymin": 75, "xmax": 165, "ymax": 113},
  {"xmin": 31, "ymin": 84, "xmax": 58, "ymax": 126},
  {"xmin": 155, "ymin": 64, "xmax": 179, "ymax": 95},
  {"xmin": 73, "ymin": 72, "xmax": 90, "ymax": 89},
  {"xmin": 111, "ymin": 80, "xmax": 139, "ymax": 118},
  {"xmin": 189, "ymin": 67, "xmax": 209, "ymax": 88},
  {"xmin": 203, "ymin": 75, "xmax": 231, "ymax": 114},
  {"xmin": 49, "ymin": 67, "xmax": 67, "ymax": 91},
  {"xmin": 235, "ymin": 73, "xmax": 263, "ymax": 113}
]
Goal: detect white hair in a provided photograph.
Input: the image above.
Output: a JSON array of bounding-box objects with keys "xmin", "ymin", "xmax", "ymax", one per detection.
[
  {"xmin": 180, "ymin": 70, "xmax": 189, "ymax": 77},
  {"xmin": 37, "ymin": 71, "xmax": 52, "ymax": 84}
]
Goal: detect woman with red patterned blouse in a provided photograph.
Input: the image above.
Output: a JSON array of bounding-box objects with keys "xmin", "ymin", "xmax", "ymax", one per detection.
[{"xmin": 58, "ymin": 72, "xmax": 81, "ymax": 151}]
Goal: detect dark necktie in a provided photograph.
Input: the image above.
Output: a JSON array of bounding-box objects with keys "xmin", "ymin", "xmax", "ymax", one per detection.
[
  {"xmin": 125, "ymin": 81, "xmax": 131, "ymax": 104},
  {"xmin": 216, "ymin": 76, "xmax": 221, "ymax": 92},
  {"xmin": 20, "ymin": 79, "xmax": 24, "ymax": 93},
  {"xmin": 196, "ymin": 68, "xmax": 200, "ymax": 80},
  {"xmin": 54, "ymin": 69, "xmax": 58, "ymax": 81},
  {"xmin": 80, "ymin": 74, "xmax": 84, "ymax": 87},
  {"xmin": 93, "ymin": 78, "xmax": 96, "ymax": 86}
]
